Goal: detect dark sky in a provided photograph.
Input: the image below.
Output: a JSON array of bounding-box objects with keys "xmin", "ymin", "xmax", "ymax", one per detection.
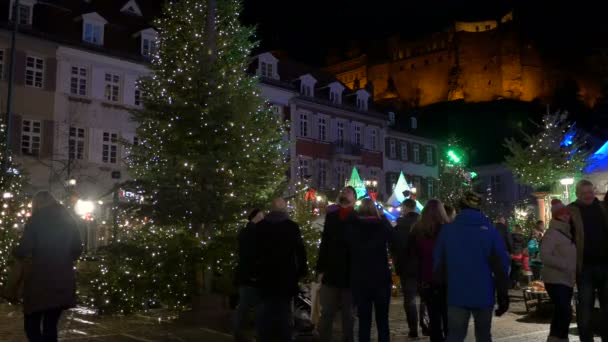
[{"xmin": 241, "ymin": 0, "xmax": 608, "ymax": 65}]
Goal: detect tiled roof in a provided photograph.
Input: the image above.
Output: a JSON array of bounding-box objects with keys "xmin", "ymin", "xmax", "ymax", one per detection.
[{"xmin": 0, "ymin": 0, "xmax": 161, "ymax": 61}]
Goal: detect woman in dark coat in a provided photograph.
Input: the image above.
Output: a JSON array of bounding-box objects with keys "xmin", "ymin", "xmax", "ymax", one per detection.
[
  {"xmin": 15, "ymin": 191, "xmax": 82, "ymax": 342},
  {"xmin": 349, "ymin": 198, "xmax": 395, "ymax": 342}
]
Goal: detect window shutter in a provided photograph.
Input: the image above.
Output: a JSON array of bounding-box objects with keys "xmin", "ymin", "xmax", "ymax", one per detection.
[
  {"xmin": 420, "ymin": 144, "xmax": 427, "ymax": 164},
  {"xmin": 385, "ymin": 138, "xmax": 390, "ymax": 159},
  {"xmin": 40, "ymin": 120, "xmax": 54, "ymax": 158},
  {"xmin": 385, "ymin": 172, "xmax": 393, "ymax": 194},
  {"xmin": 420, "ymin": 177, "xmax": 427, "ymax": 199},
  {"xmin": 395, "ymin": 140, "xmax": 402, "ymax": 160},
  {"xmin": 10, "ymin": 114, "xmax": 22, "ymax": 154},
  {"xmin": 45, "ymin": 57, "xmax": 57, "ymax": 91},
  {"xmin": 13, "ymin": 50, "xmax": 26, "ymax": 86},
  {"xmin": 408, "ymin": 142, "xmax": 414, "ymax": 163}
]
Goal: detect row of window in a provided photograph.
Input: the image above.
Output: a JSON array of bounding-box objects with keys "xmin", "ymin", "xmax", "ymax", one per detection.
[
  {"xmin": 70, "ymin": 66, "xmax": 142, "ymax": 105},
  {"xmin": 298, "ymin": 113, "xmax": 379, "ymax": 150},
  {"xmin": 393, "ymin": 40, "xmax": 448, "ymax": 61},
  {"xmin": 21, "ymin": 120, "xmax": 133, "ymax": 165},
  {"xmin": 387, "ymin": 138, "xmax": 435, "ymax": 166}
]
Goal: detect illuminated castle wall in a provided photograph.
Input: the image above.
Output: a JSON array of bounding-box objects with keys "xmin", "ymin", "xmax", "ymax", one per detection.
[{"xmin": 326, "ymin": 11, "xmax": 596, "ymax": 107}]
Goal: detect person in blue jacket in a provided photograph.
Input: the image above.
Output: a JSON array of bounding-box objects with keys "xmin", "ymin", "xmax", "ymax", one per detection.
[{"xmin": 433, "ymin": 191, "xmax": 510, "ymax": 342}]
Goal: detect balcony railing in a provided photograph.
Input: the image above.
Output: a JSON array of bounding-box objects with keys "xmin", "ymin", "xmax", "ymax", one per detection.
[{"xmin": 332, "ymin": 141, "xmax": 363, "ymax": 156}]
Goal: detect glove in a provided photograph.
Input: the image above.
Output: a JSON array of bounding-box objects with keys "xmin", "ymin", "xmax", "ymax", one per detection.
[{"xmin": 495, "ymin": 294, "xmax": 509, "ymax": 317}]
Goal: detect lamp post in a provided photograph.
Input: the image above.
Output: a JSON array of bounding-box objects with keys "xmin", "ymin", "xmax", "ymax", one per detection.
[
  {"xmin": 560, "ymin": 177, "xmax": 574, "ymax": 203},
  {"xmin": 75, "ymin": 199, "xmax": 95, "ymax": 253}
]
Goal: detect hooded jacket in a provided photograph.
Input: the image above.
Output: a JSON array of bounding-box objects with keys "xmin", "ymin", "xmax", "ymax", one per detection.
[
  {"xmin": 255, "ymin": 211, "xmax": 307, "ymax": 296},
  {"xmin": 540, "ymin": 219, "xmax": 576, "ymax": 287},
  {"xmin": 433, "ymin": 209, "xmax": 510, "ymax": 309}
]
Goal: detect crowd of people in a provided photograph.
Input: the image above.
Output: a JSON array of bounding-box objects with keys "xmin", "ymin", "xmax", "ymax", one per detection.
[{"xmin": 233, "ymin": 178, "xmax": 608, "ymax": 342}]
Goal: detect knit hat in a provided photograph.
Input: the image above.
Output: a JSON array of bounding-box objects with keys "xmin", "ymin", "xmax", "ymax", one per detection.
[
  {"xmin": 461, "ymin": 191, "xmax": 483, "ymax": 210},
  {"xmin": 551, "ymin": 198, "xmax": 569, "ymax": 218}
]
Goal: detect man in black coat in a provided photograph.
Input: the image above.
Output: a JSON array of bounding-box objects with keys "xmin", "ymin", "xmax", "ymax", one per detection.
[
  {"xmin": 233, "ymin": 209, "xmax": 264, "ymax": 342},
  {"xmin": 495, "ymin": 217, "xmax": 513, "ymax": 255},
  {"xmin": 394, "ymin": 199, "xmax": 426, "ymax": 338},
  {"xmin": 255, "ymin": 198, "xmax": 307, "ymax": 342},
  {"xmin": 316, "ymin": 186, "xmax": 357, "ymax": 342}
]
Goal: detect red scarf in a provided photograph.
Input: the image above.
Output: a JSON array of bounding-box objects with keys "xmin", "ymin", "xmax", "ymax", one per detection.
[{"xmin": 338, "ymin": 206, "xmax": 354, "ymax": 221}]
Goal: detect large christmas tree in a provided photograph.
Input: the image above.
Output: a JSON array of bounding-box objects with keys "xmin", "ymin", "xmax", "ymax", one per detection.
[
  {"xmin": 504, "ymin": 111, "xmax": 589, "ymax": 191},
  {"xmin": 88, "ymin": 0, "xmax": 287, "ymax": 312}
]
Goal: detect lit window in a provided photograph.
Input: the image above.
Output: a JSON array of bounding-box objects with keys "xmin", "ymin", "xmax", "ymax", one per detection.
[
  {"xmin": 102, "ymin": 132, "xmax": 118, "ymax": 164},
  {"xmin": 69, "ymin": 127, "xmax": 85, "ymax": 160},
  {"xmin": 25, "ymin": 56, "xmax": 44, "ymax": 88},
  {"xmin": 104, "ymin": 73, "xmax": 120, "ymax": 102},
  {"xmin": 318, "ymin": 117, "xmax": 327, "ymax": 141},
  {"xmin": 84, "ymin": 22, "xmax": 103, "ymax": 45},
  {"xmin": 70, "ymin": 66, "xmax": 88, "ymax": 96},
  {"xmin": 299, "ymin": 113, "xmax": 308, "ymax": 137},
  {"xmin": 21, "ymin": 119, "xmax": 41, "ymax": 156}
]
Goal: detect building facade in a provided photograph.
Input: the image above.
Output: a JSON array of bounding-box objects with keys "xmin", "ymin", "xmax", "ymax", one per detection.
[
  {"xmin": 253, "ymin": 52, "xmax": 439, "ymax": 201},
  {"xmin": 0, "ymin": 0, "xmax": 155, "ymax": 204},
  {"xmin": 0, "ymin": 1, "xmax": 439, "ymax": 209},
  {"xmin": 474, "ymin": 163, "xmax": 534, "ymax": 217}
]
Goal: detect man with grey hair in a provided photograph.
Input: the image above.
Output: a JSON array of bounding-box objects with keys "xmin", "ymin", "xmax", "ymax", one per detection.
[
  {"xmin": 255, "ymin": 198, "xmax": 307, "ymax": 341},
  {"xmin": 568, "ymin": 180, "xmax": 608, "ymax": 342}
]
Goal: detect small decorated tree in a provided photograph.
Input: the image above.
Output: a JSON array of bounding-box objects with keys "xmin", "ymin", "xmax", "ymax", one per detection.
[
  {"xmin": 504, "ymin": 111, "xmax": 589, "ymax": 191},
  {"xmin": 435, "ymin": 137, "xmax": 472, "ymax": 208}
]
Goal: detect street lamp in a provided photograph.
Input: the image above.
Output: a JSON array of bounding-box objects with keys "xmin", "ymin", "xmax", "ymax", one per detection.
[{"xmin": 560, "ymin": 177, "xmax": 574, "ymax": 202}]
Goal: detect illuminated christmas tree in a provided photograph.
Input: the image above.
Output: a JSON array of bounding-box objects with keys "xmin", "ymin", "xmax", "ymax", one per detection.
[
  {"xmin": 435, "ymin": 137, "xmax": 472, "ymax": 208},
  {"xmin": 87, "ymin": 0, "xmax": 287, "ymax": 313},
  {"xmin": 504, "ymin": 111, "xmax": 589, "ymax": 191},
  {"xmin": 0, "ymin": 155, "xmax": 28, "ymax": 290}
]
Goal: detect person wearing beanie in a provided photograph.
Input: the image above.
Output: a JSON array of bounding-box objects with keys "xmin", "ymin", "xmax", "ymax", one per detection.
[
  {"xmin": 541, "ymin": 199, "xmax": 576, "ymax": 342},
  {"xmin": 433, "ymin": 191, "xmax": 510, "ymax": 342}
]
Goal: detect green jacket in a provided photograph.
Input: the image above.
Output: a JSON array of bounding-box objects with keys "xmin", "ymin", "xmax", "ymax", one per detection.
[{"xmin": 568, "ymin": 200, "xmax": 608, "ymax": 275}]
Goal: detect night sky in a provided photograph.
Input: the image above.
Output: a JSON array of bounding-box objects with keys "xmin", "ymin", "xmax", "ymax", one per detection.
[{"xmin": 241, "ymin": 0, "xmax": 608, "ymax": 66}]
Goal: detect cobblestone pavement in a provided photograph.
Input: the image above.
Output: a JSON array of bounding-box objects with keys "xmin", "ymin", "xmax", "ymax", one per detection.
[{"xmin": 0, "ymin": 291, "xmax": 600, "ymax": 341}]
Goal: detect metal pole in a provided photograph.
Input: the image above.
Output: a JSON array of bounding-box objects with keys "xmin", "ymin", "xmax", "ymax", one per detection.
[
  {"xmin": 5, "ymin": 0, "xmax": 19, "ymax": 161},
  {"xmin": 112, "ymin": 184, "xmax": 118, "ymax": 244}
]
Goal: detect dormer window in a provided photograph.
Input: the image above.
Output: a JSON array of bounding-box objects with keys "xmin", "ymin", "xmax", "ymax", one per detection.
[
  {"xmin": 355, "ymin": 89, "xmax": 370, "ymax": 111},
  {"xmin": 84, "ymin": 23, "xmax": 102, "ymax": 44},
  {"xmin": 135, "ymin": 28, "xmax": 158, "ymax": 59},
  {"xmin": 10, "ymin": 0, "xmax": 35, "ymax": 25},
  {"xmin": 328, "ymin": 81, "xmax": 344, "ymax": 104},
  {"xmin": 299, "ymin": 74, "xmax": 317, "ymax": 98},
  {"xmin": 81, "ymin": 13, "xmax": 107, "ymax": 45},
  {"xmin": 261, "ymin": 62, "xmax": 273, "ymax": 78},
  {"xmin": 256, "ymin": 52, "xmax": 279, "ymax": 80},
  {"xmin": 411, "ymin": 116, "xmax": 418, "ymax": 129}
]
